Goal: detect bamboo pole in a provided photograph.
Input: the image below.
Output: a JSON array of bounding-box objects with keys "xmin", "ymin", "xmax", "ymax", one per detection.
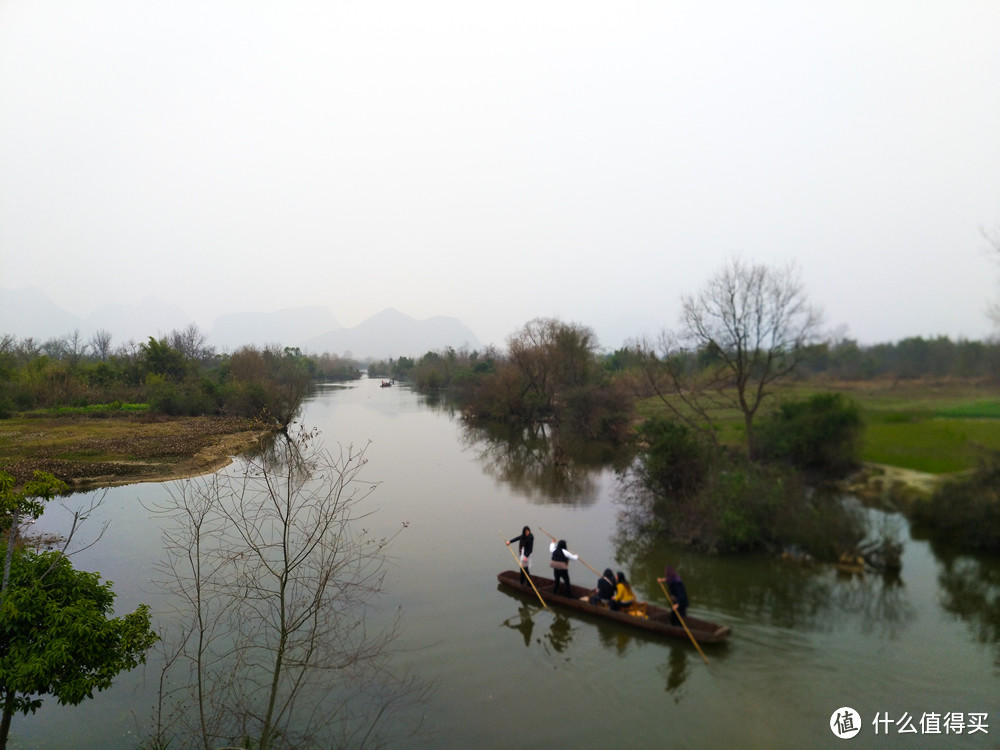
[
  {"xmin": 499, "ymin": 531, "xmax": 548, "ymax": 609},
  {"xmin": 657, "ymin": 578, "xmax": 709, "ymax": 665}
]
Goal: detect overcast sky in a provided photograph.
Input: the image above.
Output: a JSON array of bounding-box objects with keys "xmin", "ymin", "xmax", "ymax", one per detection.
[{"xmin": 2, "ymin": 1, "xmax": 999, "ymax": 349}]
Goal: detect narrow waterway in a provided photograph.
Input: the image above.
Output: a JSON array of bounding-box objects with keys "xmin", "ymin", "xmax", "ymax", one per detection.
[{"xmin": 23, "ymin": 377, "xmax": 1000, "ymax": 749}]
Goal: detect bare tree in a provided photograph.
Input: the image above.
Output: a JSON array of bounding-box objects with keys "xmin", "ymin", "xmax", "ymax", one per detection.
[
  {"xmin": 506, "ymin": 318, "xmax": 598, "ymax": 417},
  {"xmin": 641, "ymin": 257, "xmax": 821, "ymax": 457},
  {"xmin": 63, "ymin": 329, "xmax": 88, "ymax": 367},
  {"xmin": 13, "ymin": 337, "xmax": 40, "ymax": 362},
  {"xmin": 90, "ymin": 329, "xmax": 113, "ymax": 361},
  {"xmin": 169, "ymin": 323, "xmax": 215, "ymax": 362},
  {"xmin": 147, "ymin": 427, "xmax": 426, "ymax": 749},
  {"xmin": 40, "ymin": 336, "xmax": 67, "ymax": 359}
]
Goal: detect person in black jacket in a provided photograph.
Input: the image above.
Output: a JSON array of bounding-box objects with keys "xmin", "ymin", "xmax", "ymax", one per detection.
[
  {"xmin": 588, "ymin": 568, "xmax": 617, "ymax": 607},
  {"xmin": 548, "ymin": 538, "xmax": 579, "ymax": 595},
  {"xmin": 507, "ymin": 526, "xmax": 534, "ymax": 585},
  {"xmin": 657, "ymin": 565, "xmax": 689, "ymax": 625}
]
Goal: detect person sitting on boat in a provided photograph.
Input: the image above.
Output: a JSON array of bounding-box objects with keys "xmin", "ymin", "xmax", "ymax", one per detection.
[
  {"xmin": 548, "ymin": 538, "xmax": 579, "ymax": 596},
  {"xmin": 588, "ymin": 568, "xmax": 617, "ymax": 607},
  {"xmin": 610, "ymin": 571, "xmax": 636, "ymax": 612},
  {"xmin": 506, "ymin": 526, "xmax": 534, "ymax": 585},
  {"xmin": 657, "ymin": 566, "xmax": 689, "ymax": 625}
]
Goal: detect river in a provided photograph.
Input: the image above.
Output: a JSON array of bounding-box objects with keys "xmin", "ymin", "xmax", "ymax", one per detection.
[{"xmin": 21, "ymin": 377, "xmax": 1000, "ymax": 749}]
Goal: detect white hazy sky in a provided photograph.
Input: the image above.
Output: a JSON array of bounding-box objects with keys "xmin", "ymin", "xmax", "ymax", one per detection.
[{"xmin": 2, "ymin": 1, "xmax": 999, "ymax": 349}]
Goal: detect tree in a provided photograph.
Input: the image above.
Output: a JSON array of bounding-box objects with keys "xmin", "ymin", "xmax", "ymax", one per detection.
[
  {"xmin": 142, "ymin": 337, "xmax": 190, "ymax": 380},
  {"xmin": 0, "ymin": 547, "xmax": 158, "ymax": 749},
  {"xmin": 62, "ymin": 329, "xmax": 89, "ymax": 369},
  {"xmin": 168, "ymin": 324, "xmax": 215, "ymax": 363},
  {"xmin": 148, "ymin": 427, "xmax": 425, "ymax": 749},
  {"xmin": 0, "ymin": 471, "xmax": 153, "ymax": 749},
  {"xmin": 505, "ymin": 318, "xmax": 598, "ymax": 419},
  {"xmin": 89, "ymin": 329, "xmax": 114, "ymax": 361},
  {"xmin": 641, "ymin": 258, "xmax": 821, "ymax": 457},
  {"xmin": 0, "ymin": 470, "xmax": 67, "ymax": 609}
]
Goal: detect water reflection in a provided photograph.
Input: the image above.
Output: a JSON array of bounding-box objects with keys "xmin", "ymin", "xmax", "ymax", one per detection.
[
  {"xmin": 660, "ymin": 647, "xmax": 690, "ymax": 699},
  {"xmin": 830, "ymin": 569, "xmax": 914, "ymax": 638},
  {"xmin": 501, "ymin": 602, "xmax": 538, "ymax": 648},
  {"xmin": 546, "ymin": 612, "xmax": 574, "ymax": 654},
  {"xmin": 933, "ymin": 545, "xmax": 1000, "ymax": 662},
  {"xmin": 460, "ymin": 420, "xmax": 622, "ymax": 505},
  {"xmin": 614, "ymin": 523, "xmax": 915, "ymax": 638}
]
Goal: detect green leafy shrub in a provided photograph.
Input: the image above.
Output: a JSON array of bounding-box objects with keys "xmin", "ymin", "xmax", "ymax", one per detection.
[
  {"xmin": 635, "ymin": 417, "xmax": 709, "ymax": 499},
  {"xmin": 757, "ymin": 392, "xmax": 863, "ymax": 477},
  {"xmin": 912, "ymin": 450, "xmax": 1000, "ymax": 552},
  {"xmin": 625, "ymin": 436, "xmax": 866, "ymax": 558}
]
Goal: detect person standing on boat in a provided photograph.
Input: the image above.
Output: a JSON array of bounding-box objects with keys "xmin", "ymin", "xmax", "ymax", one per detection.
[
  {"xmin": 589, "ymin": 568, "xmax": 617, "ymax": 607},
  {"xmin": 507, "ymin": 526, "xmax": 534, "ymax": 585},
  {"xmin": 611, "ymin": 571, "xmax": 636, "ymax": 612},
  {"xmin": 548, "ymin": 538, "xmax": 579, "ymax": 596},
  {"xmin": 657, "ymin": 566, "xmax": 689, "ymax": 625}
]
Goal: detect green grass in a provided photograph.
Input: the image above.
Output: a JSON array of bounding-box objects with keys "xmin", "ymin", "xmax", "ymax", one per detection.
[
  {"xmin": 637, "ymin": 379, "xmax": 1000, "ymax": 475},
  {"xmin": 862, "ymin": 418, "xmax": 1000, "ymax": 474},
  {"xmin": 934, "ymin": 400, "xmax": 1000, "ymax": 419}
]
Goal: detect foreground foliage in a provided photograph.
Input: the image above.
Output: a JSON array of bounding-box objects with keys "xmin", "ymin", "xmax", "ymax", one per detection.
[
  {"xmin": 0, "ymin": 548, "xmax": 158, "ymax": 748},
  {"xmin": 0, "ymin": 469, "xmax": 158, "ymax": 748}
]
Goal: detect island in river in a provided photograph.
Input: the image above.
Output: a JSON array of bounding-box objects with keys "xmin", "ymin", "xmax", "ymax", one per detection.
[{"xmin": 0, "ymin": 414, "xmax": 271, "ymax": 491}]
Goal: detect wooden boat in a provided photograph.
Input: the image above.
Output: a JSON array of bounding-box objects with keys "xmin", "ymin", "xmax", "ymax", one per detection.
[{"xmin": 497, "ymin": 570, "xmax": 731, "ymax": 644}]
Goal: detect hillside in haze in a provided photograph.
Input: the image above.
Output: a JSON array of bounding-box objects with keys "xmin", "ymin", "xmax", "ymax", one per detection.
[
  {"xmin": 0, "ymin": 287, "xmax": 481, "ymax": 359},
  {"xmin": 1, "ymin": 287, "xmax": 193, "ymax": 344},
  {"xmin": 301, "ymin": 307, "xmax": 481, "ymax": 359},
  {"xmin": 210, "ymin": 307, "xmax": 342, "ymax": 351}
]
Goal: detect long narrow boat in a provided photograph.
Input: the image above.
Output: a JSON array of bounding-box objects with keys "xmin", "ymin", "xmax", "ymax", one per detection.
[{"xmin": 497, "ymin": 570, "xmax": 732, "ymax": 644}]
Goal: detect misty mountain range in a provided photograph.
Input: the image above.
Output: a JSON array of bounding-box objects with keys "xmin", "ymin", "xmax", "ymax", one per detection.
[{"xmin": 0, "ymin": 287, "xmax": 482, "ymax": 360}]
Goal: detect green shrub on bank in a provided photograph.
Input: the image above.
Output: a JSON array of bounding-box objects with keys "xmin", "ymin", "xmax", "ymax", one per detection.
[
  {"xmin": 634, "ymin": 417, "xmax": 710, "ymax": 500},
  {"xmin": 756, "ymin": 392, "xmax": 862, "ymax": 477},
  {"xmin": 911, "ymin": 450, "xmax": 1000, "ymax": 552},
  {"xmin": 627, "ymin": 418, "xmax": 867, "ymax": 558}
]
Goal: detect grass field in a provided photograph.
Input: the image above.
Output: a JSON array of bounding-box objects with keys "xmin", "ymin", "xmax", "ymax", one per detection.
[{"xmin": 638, "ymin": 378, "xmax": 1000, "ymax": 475}]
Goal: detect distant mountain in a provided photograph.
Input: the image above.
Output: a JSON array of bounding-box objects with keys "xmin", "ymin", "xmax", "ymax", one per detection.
[
  {"xmin": 0, "ymin": 287, "xmax": 82, "ymax": 340},
  {"xmin": 0, "ymin": 287, "xmax": 482, "ymax": 359},
  {"xmin": 210, "ymin": 307, "xmax": 342, "ymax": 351},
  {"xmin": 302, "ymin": 308, "xmax": 482, "ymax": 359},
  {"xmin": 0, "ymin": 287, "xmax": 195, "ymax": 345}
]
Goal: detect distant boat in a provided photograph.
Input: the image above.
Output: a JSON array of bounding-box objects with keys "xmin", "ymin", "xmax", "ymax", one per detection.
[{"xmin": 496, "ymin": 570, "xmax": 732, "ymax": 643}]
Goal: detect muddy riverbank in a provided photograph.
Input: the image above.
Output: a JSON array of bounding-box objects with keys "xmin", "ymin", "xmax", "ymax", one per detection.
[{"xmin": 0, "ymin": 414, "xmax": 272, "ymax": 491}]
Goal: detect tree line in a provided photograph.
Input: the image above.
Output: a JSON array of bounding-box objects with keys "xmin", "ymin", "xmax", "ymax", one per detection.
[{"xmin": 0, "ymin": 325, "xmax": 363, "ymax": 426}]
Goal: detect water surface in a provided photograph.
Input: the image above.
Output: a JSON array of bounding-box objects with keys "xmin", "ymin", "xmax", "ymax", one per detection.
[{"xmin": 24, "ymin": 377, "xmax": 1000, "ymax": 749}]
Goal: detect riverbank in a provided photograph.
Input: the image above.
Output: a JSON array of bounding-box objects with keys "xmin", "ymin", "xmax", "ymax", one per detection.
[
  {"xmin": 838, "ymin": 462, "xmax": 945, "ymax": 512},
  {"xmin": 0, "ymin": 414, "xmax": 272, "ymax": 491}
]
